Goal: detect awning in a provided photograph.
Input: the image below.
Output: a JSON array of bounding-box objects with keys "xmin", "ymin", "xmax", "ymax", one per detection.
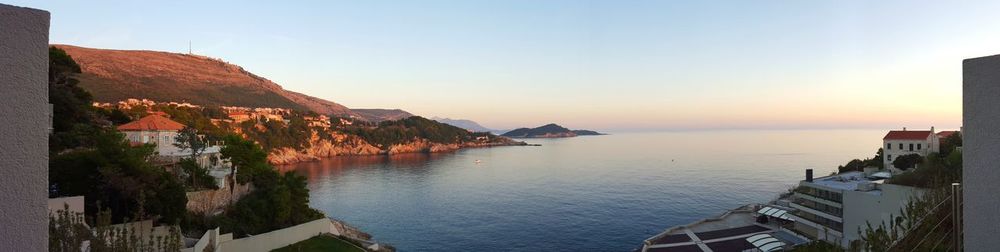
[
  {"xmin": 757, "ymin": 206, "xmax": 792, "ymax": 221},
  {"xmin": 870, "ymin": 171, "xmax": 892, "ymax": 179},
  {"xmin": 746, "ymin": 234, "xmax": 786, "ymax": 252}
]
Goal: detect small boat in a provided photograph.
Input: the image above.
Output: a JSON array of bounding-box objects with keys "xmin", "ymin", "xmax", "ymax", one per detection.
[{"xmin": 474, "ymin": 159, "xmax": 482, "ymax": 164}]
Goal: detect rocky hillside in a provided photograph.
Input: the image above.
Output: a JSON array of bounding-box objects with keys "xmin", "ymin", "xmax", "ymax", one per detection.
[
  {"xmin": 267, "ymin": 130, "xmax": 526, "ymax": 165},
  {"xmin": 54, "ymin": 44, "xmax": 409, "ymax": 121}
]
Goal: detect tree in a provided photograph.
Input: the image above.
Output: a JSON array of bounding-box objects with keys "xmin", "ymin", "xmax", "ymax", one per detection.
[
  {"xmin": 892, "ymin": 154, "xmax": 923, "ymax": 171},
  {"xmin": 940, "ymin": 132, "xmax": 963, "ymax": 157},
  {"xmin": 50, "ymin": 129, "xmax": 188, "ymax": 223},
  {"xmin": 174, "ymin": 127, "xmax": 206, "ymax": 160},
  {"xmin": 179, "ymin": 158, "xmax": 218, "ymax": 190},
  {"xmin": 837, "ymin": 148, "xmax": 885, "ymax": 173},
  {"xmin": 220, "ymin": 134, "xmax": 269, "ymax": 185}
]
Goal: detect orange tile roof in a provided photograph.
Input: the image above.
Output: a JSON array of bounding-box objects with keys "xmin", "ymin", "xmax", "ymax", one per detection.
[
  {"xmin": 883, "ymin": 130, "xmax": 933, "ymax": 140},
  {"xmin": 116, "ymin": 115, "xmax": 186, "ymax": 131},
  {"xmin": 936, "ymin": 131, "xmax": 959, "ymax": 139}
]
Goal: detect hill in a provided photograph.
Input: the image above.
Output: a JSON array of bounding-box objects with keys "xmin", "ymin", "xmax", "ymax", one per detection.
[
  {"xmin": 501, "ymin": 124, "xmax": 604, "ymax": 138},
  {"xmin": 54, "ymin": 44, "xmax": 408, "ymax": 122},
  {"xmin": 432, "ymin": 117, "xmax": 495, "ymax": 132},
  {"xmin": 502, "ymin": 123, "xmax": 576, "ymax": 138}
]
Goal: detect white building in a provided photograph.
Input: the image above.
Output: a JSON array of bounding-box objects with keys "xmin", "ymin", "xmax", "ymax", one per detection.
[
  {"xmin": 882, "ymin": 127, "xmax": 940, "ymax": 170},
  {"xmin": 117, "ymin": 114, "xmax": 232, "ymax": 188},
  {"xmin": 789, "ymin": 170, "xmax": 921, "ymax": 248},
  {"xmin": 117, "ymin": 114, "xmax": 186, "ymax": 155}
]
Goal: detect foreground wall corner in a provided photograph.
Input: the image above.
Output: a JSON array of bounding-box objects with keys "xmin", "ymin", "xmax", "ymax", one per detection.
[
  {"xmin": 962, "ymin": 54, "xmax": 1000, "ymax": 251},
  {"xmin": 0, "ymin": 3, "xmax": 50, "ymax": 251}
]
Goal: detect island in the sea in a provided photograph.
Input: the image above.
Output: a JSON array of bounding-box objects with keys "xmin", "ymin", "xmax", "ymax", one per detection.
[{"xmin": 500, "ymin": 123, "xmax": 605, "ymax": 138}]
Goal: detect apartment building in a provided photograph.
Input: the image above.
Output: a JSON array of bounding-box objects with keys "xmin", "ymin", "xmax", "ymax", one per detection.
[{"xmin": 790, "ymin": 170, "xmax": 920, "ymax": 248}]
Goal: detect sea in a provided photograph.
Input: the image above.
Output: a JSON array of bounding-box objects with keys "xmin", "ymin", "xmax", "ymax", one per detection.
[{"xmin": 278, "ymin": 130, "xmax": 884, "ymax": 251}]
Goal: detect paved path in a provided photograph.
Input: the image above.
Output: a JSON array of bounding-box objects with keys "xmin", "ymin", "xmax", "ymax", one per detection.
[{"xmin": 682, "ymin": 228, "xmax": 712, "ymax": 252}]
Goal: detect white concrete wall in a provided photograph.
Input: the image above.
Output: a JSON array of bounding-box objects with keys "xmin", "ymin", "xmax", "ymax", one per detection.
[
  {"xmin": 883, "ymin": 136, "xmax": 937, "ymax": 168},
  {"xmin": 219, "ymin": 218, "xmax": 337, "ymax": 252},
  {"xmin": 963, "ymin": 53, "xmax": 1000, "ymax": 251},
  {"xmin": 123, "ymin": 130, "xmax": 179, "ymax": 154},
  {"xmin": 0, "ymin": 3, "xmax": 50, "ymax": 250},
  {"xmin": 840, "ymin": 184, "xmax": 921, "ymax": 248}
]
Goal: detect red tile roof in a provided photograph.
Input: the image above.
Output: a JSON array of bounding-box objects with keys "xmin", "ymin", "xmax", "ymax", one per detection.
[
  {"xmin": 936, "ymin": 131, "xmax": 959, "ymax": 139},
  {"xmin": 883, "ymin": 130, "xmax": 933, "ymax": 140},
  {"xmin": 117, "ymin": 115, "xmax": 186, "ymax": 131}
]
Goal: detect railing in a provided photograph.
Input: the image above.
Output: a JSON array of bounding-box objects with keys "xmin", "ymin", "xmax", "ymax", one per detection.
[
  {"xmin": 885, "ymin": 183, "xmax": 962, "ymax": 251},
  {"xmin": 791, "ymin": 198, "xmax": 843, "ymax": 218}
]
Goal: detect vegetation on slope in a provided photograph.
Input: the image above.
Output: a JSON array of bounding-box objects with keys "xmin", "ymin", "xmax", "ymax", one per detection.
[
  {"xmin": 343, "ymin": 116, "xmax": 494, "ymax": 148},
  {"xmin": 50, "ymin": 46, "xmax": 323, "ymax": 241},
  {"xmin": 48, "ymin": 46, "xmax": 187, "ymax": 224},
  {"xmin": 183, "ymin": 135, "xmax": 324, "ymax": 238}
]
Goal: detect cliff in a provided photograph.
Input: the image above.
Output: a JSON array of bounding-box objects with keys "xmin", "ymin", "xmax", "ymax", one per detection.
[{"xmin": 267, "ymin": 131, "xmax": 526, "ymax": 165}]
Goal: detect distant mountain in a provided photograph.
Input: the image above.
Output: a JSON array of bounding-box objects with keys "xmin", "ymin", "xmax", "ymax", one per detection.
[
  {"xmin": 54, "ymin": 44, "xmax": 407, "ymax": 122},
  {"xmin": 501, "ymin": 123, "xmax": 603, "ymax": 138},
  {"xmin": 432, "ymin": 117, "xmax": 494, "ymax": 132}
]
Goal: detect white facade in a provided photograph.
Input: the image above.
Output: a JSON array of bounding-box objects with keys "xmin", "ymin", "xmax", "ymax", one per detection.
[
  {"xmin": 790, "ymin": 171, "xmax": 921, "ymax": 248},
  {"xmin": 882, "ymin": 128, "xmax": 940, "ymax": 171},
  {"xmin": 123, "ymin": 129, "xmax": 180, "ymax": 155}
]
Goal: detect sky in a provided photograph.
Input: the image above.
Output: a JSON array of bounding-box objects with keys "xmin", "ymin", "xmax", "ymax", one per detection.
[{"xmin": 11, "ymin": 0, "xmax": 997, "ymax": 131}]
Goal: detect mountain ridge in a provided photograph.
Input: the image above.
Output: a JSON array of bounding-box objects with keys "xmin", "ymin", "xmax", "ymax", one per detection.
[
  {"xmin": 54, "ymin": 44, "xmax": 409, "ymax": 122},
  {"xmin": 431, "ymin": 117, "xmax": 495, "ymax": 132}
]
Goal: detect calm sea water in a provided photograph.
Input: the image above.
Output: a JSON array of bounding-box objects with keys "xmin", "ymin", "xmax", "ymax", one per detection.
[{"xmin": 279, "ymin": 130, "xmax": 883, "ymax": 251}]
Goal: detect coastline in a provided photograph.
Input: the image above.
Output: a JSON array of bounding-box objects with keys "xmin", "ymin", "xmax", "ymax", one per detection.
[{"xmin": 267, "ymin": 139, "xmax": 531, "ymax": 165}]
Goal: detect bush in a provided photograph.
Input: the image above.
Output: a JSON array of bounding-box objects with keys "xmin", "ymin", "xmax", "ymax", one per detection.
[{"xmin": 892, "ymin": 154, "xmax": 923, "ymax": 171}]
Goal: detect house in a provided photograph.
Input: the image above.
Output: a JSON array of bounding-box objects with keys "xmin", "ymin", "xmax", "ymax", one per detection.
[
  {"xmin": 117, "ymin": 114, "xmax": 186, "ymax": 154},
  {"xmin": 882, "ymin": 127, "xmax": 940, "ymax": 170},
  {"xmin": 227, "ymin": 112, "xmax": 251, "ymax": 123},
  {"xmin": 789, "ymin": 170, "xmax": 920, "ymax": 248},
  {"xmin": 936, "ymin": 130, "xmax": 959, "ymax": 140},
  {"xmin": 117, "ymin": 115, "xmax": 232, "ymax": 188}
]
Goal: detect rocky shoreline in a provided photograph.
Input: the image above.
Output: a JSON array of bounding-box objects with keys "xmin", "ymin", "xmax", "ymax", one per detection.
[{"xmin": 266, "ymin": 132, "xmax": 529, "ymax": 165}]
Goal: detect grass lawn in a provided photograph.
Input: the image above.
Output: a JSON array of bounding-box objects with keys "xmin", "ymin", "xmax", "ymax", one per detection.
[{"xmin": 272, "ymin": 235, "xmax": 366, "ymax": 252}]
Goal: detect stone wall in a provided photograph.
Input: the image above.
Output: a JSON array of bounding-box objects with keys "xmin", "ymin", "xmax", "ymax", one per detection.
[
  {"xmin": 963, "ymin": 53, "xmax": 1000, "ymax": 251},
  {"xmin": 0, "ymin": 3, "xmax": 50, "ymax": 250},
  {"xmin": 186, "ymin": 183, "xmax": 252, "ymax": 215}
]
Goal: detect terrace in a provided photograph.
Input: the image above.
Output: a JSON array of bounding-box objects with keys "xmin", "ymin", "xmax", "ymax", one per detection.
[{"xmin": 641, "ymin": 205, "xmax": 808, "ymax": 252}]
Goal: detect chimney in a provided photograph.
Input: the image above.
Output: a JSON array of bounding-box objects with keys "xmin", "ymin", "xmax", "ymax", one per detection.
[
  {"xmin": 903, "ymin": 127, "xmax": 907, "ymax": 131},
  {"xmin": 931, "ymin": 126, "xmax": 935, "ymax": 133},
  {"xmin": 806, "ymin": 169, "xmax": 814, "ymax": 182}
]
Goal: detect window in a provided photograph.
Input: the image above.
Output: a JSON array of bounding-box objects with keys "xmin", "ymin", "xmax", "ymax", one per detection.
[
  {"xmin": 887, "ymin": 143, "xmax": 891, "ymax": 150},
  {"xmin": 909, "ymin": 143, "xmax": 914, "ymax": 151},
  {"xmin": 888, "ymin": 155, "xmax": 892, "ymax": 161},
  {"xmin": 918, "ymin": 144, "xmax": 922, "ymax": 150},
  {"xmin": 899, "ymin": 143, "xmax": 903, "ymax": 149}
]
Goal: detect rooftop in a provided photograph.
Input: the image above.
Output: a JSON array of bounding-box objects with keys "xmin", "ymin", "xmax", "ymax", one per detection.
[
  {"xmin": 116, "ymin": 115, "xmax": 186, "ymax": 131},
  {"xmin": 806, "ymin": 171, "xmax": 884, "ymax": 195},
  {"xmin": 936, "ymin": 131, "xmax": 959, "ymax": 139},
  {"xmin": 642, "ymin": 205, "xmax": 806, "ymax": 252},
  {"xmin": 883, "ymin": 130, "xmax": 933, "ymax": 140}
]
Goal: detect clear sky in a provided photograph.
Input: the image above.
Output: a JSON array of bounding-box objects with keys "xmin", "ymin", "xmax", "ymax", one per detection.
[{"xmin": 12, "ymin": 0, "xmax": 995, "ymax": 131}]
